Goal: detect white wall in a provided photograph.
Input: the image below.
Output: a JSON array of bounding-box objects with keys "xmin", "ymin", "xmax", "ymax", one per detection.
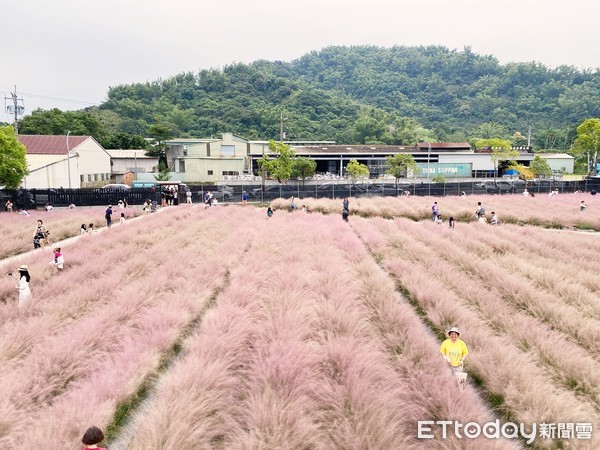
[
  {"xmin": 75, "ymin": 138, "xmax": 111, "ymax": 186},
  {"xmin": 23, "ymin": 157, "xmax": 80, "ymax": 188}
]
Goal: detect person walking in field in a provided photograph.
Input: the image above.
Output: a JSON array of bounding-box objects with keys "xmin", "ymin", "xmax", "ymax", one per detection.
[
  {"xmin": 5, "ymin": 199, "xmax": 13, "ymax": 212},
  {"xmin": 105, "ymin": 204, "xmax": 113, "ymax": 228},
  {"xmin": 186, "ymin": 189, "xmax": 192, "ymax": 205},
  {"xmin": 342, "ymin": 197, "xmax": 349, "ymax": 212},
  {"xmin": 120, "ymin": 212, "xmax": 126, "ymax": 224},
  {"xmin": 342, "ymin": 208, "xmax": 349, "ymax": 221},
  {"xmin": 12, "ymin": 265, "xmax": 31, "ymax": 306},
  {"xmin": 431, "ymin": 201, "xmax": 439, "ymax": 222},
  {"xmin": 448, "ymin": 216, "xmax": 455, "ymax": 229},
  {"xmin": 580, "ymin": 200, "xmax": 589, "ymax": 212},
  {"xmin": 267, "ymin": 206, "xmax": 273, "ymax": 217},
  {"xmin": 242, "ymin": 191, "xmax": 248, "ymax": 206},
  {"xmin": 475, "ymin": 202, "xmax": 486, "ymax": 222},
  {"xmin": 440, "ymin": 326, "xmax": 468, "ymax": 375}
]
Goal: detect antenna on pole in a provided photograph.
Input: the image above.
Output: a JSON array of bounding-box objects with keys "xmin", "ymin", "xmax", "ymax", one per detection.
[{"xmin": 4, "ymin": 85, "xmax": 25, "ymax": 134}]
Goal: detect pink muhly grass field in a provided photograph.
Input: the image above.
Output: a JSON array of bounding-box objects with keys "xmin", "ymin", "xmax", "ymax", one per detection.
[
  {"xmin": 0, "ymin": 206, "xmax": 254, "ymax": 449},
  {"xmin": 0, "ymin": 200, "xmax": 597, "ymax": 448},
  {"xmin": 124, "ymin": 212, "xmax": 514, "ymax": 449},
  {"xmin": 273, "ymin": 192, "xmax": 600, "ymax": 229},
  {"xmin": 0, "ymin": 206, "xmax": 141, "ymax": 260},
  {"xmin": 352, "ymin": 214, "xmax": 600, "ymax": 448}
]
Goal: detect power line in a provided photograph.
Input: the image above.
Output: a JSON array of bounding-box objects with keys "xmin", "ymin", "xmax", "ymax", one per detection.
[{"xmin": 19, "ymin": 92, "xmax": 103, "ymax": 106}]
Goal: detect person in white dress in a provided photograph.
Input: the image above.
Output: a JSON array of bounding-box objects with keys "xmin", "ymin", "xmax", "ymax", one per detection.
[{"xmin": 13, "ymin": 265, "xmax": 31, "ymax": 306}]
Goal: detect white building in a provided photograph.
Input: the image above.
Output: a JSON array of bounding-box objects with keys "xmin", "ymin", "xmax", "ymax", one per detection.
[
  {"xmin": 106, "ymin": 149, "xmax": 158, "ymax": 174},
  {"xmin": 18, "ymin": 135, "xmax": 111, "ymax": 188}
]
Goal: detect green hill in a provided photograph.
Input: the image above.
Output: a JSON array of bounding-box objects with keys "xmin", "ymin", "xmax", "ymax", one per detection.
[{"xmin": 18, "ymin": 45, "xmax": 600, "ymax": 150}]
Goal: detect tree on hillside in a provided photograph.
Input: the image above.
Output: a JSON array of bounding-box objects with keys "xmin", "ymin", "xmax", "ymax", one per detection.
[
  {"xmin": 257, "ymin": 140, "xmax": 296, "ymax": 184},
  {"xmin": 475, "ymin": 138, "xmax": 517, "ymax": 183},
  {"xmin": 291, "ymin": 157, "xmax": 316, "ymax": 185},
  {"xmin": 529, "ymin": 155, "xmax": 553, "ymax": 178},
  {"xmin": 147, "ymin": 121, "xmax": 175, "ymax": 170},
  {"xmin": 0, "ymin": 126, "xmax": 29, "ymax": 189},
  {"xmin": 345, "ymin": 159, "xmax": 369, "ymax": 184},
  {"xmin": 386, "ymin": 154, "xmax": 419, "ymax": 187},
  {"xmin": 571, "ymin": 118, "xmax": 600, "ymax": 176}
]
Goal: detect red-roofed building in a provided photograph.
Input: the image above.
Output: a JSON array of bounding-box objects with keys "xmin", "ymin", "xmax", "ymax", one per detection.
[{"xmin": 18, "ymin": 135, "xmax": 111, "ymax": 188}]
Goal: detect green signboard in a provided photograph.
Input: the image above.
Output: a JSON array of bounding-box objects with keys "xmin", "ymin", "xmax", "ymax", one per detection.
[{"xmin": 415, "ymin": 163, "xmax": 472, "ymax": 178}]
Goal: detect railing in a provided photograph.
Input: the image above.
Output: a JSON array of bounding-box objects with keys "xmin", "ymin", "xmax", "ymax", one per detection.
[{"xmin": 2, "ymin": 179, "xmax": 598, "ymax": 209}]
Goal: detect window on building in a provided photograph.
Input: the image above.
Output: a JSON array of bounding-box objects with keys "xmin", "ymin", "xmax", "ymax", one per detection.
[
  {"xmin": 179, "ymin": 160, "xmax": 186, "ymax": 173},
  {"xmin": 94, "ymin": 174, "xmax": 98, "ymax": 181},
  {"xmin": 208, "ymin": 170, "xmax": 213, "ymax": 176},
  {"xmin": 222, "ymin": 171, "xmax": 240, "ymax": 176},
  {"xmin": 221, "ymin": 145, "xmax": 235, "ymax": 156},
  {"xmin": 88, "ymin": 174, "xmax": 92, "ymax": 182},
  {"xmin": 207, "ymin": 143, "xmax": 211, "ymax": 157},
  {"xmin": 80, "ymin": 175, "xmax": 84, "ymax": 183}
]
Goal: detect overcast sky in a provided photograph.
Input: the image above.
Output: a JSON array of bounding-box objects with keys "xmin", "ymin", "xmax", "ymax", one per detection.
[{"xmin": 2, "ymin": 0, "xmax": 599, "ymax": 124}]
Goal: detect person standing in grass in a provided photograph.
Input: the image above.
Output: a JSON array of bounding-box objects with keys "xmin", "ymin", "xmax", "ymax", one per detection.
[
  {"xmin": 242, "ymin": 190, "xmax": 248, "ymax": 206},
  {"xmin": 475, "ymin": 202, "xmax": 486, "ymax": 222},
  {"xmin": 5, "ymin": 199, "xmax": 13, "ymax": 212},
  {"xmin": 580, "ymin": 200, "xmax": 589, "ymax": 212},
  {"xmin": 81, "ymin": 426, "xmax": 106, "ymax": 450},
  {"xmin": 105, "ymin": 204, "xmax": 113, "ymax": 228},
  {"xmin": 80, "ymin": 224, "xmax": 87, "ymax": 235},
  {"xmin": 440, "ymin": 326, "xmax": 468, "ymax": 374},
  {"xmin": 342, "ymin": 197, "xmax": 349, "ymax": 212},
  {"xmin": 12, "ymin": 265, "xmax": 31, "ymax": 306},
  {"xmin": 431, "ymin": 201, "xmax": 439, "ymax": 222},
  {"xmin": 186, "ymin": 189, "xmax": 193, "ymax": 205},
  {"xmin": 342, "ymin": 208, "xmax": 349, "ymax": 221},
  {"xmin": 448, "ymin": 216, "xmax": 455, "ymax": 229},
  {"xmin": 267, "ymin": 206, "xmax": 273, "ymax": 217}
]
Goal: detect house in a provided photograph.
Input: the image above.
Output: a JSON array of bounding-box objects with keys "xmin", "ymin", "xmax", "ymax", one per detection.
[
  {"xmin": 18, "ymin": 135, "xmax": 111, "ymax": 188},
  {"xmin": 166, "ymin": 133, "xmax": 265, "ymax": 183},
  {"xmin": 536, "ymin": 153, "xmax": 575, "ymax": 174},
  {"xmin": 106, "ymin": 149, "xmax": 158, "ymax": 175}
]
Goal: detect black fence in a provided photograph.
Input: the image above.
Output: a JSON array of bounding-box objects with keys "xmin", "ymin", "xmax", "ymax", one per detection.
[{"xmin": 2, "ymin": 179, "xmax": 599, "ymax": 210}]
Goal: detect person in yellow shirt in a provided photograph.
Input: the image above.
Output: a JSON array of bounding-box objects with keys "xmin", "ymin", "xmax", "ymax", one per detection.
[{"xmin": 440, "ymin": 326, "xmax": 468, "ymax": 374}]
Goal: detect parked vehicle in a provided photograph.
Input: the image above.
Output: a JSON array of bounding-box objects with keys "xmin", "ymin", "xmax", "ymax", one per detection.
[
  {"xmin": 102, "ymin": 184, "xmax": 130, "ymax": 190},
  {"xmin": 131, "ymin": 181, "xmax": 157, "ymax": 189}
]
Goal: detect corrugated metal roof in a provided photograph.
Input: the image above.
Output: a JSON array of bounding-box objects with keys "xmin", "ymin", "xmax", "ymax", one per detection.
[
  {"xmin": 416, "ymin": 142, "xmax": 471, "ymax": 150},
  {"xmin": 18, "ymin": 135, "xmax": 89, "ymax": 154},
  {"xmin": 291, "ymin": 145, "xmax": 414, "ymax": 154},
  {"xmin": 106, "ymin": 149, "xmax": 156, "ymax": 159},
  {"xmin": 537, "ymin": 153, "xmax": 574, "ymax": 159}
]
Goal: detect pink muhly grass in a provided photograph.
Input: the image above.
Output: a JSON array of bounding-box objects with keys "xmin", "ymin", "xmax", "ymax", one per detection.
[
  {"xmin": 353, "ymin": 215, "xmax": 600, "ymax": 445},
  {"xmin": 0, "ymin": 207, "xmax": 256, "ymax": 448}
]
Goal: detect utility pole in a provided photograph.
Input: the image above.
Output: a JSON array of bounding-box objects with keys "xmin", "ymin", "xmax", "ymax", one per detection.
[
  {"xmin": 4, "ymin": 86, "xmax": 25, "ymax": 134},
  {"xmin": 279, "ymin": 111, "xmax": 287, "ymax": 142},
  {"xmin": 527, "ymin": 124, "xmax": 532, "ymax": 149}
]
